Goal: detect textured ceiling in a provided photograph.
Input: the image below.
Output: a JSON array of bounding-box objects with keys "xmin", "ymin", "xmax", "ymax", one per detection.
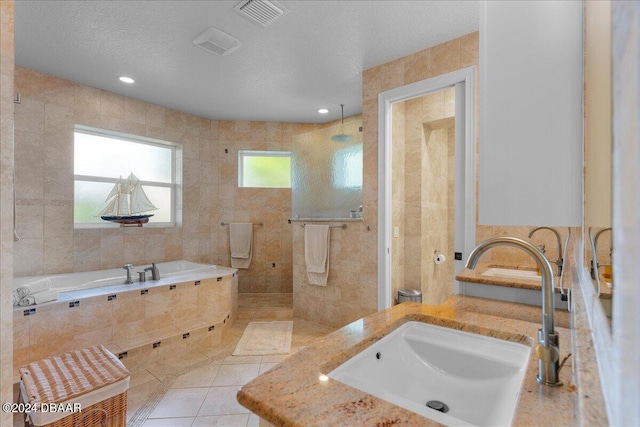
[{"xmin": 15, "ymin": 1, "xmax": 479, "ymax": 123}]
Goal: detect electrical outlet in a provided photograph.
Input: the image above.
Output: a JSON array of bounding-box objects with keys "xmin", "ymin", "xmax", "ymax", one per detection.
[{"xmin": 393, "ymin": 226, "xmax": 400, "ymax": 238}]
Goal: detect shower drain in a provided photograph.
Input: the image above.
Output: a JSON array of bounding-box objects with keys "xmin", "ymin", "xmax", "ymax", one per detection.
[{"xmin": 426, "ymin": 400, "xmax": 449, "ymax": 413}]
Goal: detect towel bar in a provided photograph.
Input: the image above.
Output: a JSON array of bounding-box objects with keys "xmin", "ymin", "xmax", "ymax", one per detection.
[
  {"xmin": 301, "ymin": 223, "xmax": 347, "ymax": 229},
  {"xmin": 220, "ymin": 222, "xmax": 264, "ymax": 226}
]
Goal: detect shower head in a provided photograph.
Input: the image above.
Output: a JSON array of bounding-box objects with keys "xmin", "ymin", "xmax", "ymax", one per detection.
[{"xmin": 332, "ymin": 104, "xmax": 352, "ymax": 142}]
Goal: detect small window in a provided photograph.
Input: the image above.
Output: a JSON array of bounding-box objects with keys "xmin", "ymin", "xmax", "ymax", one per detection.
[
  {"xmin": 238, "ymin": 150, "xmax": 291, "ymax": 188},
  {"xmin": 74, "ymin": 125, "xmax": 182, "ymax": 227}
]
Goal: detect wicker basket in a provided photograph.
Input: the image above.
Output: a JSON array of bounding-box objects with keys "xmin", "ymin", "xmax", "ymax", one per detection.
[
  {"xmin": 19, "ymin": 345, "xmax": 130, "ymax": 427},
  {"xmin": 23, "ymin": 391, "xmax": 127, "ymax": 427}
]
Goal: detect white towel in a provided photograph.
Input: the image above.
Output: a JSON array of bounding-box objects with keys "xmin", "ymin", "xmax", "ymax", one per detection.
[
  {"xmin": 17, "ymin": 289, "xmax": 58, "ymax": 306},
  {"xmin": 14, "ymin": 278, "xmax": 52, "ymax": 300},
  {"xmin": 230, "ymin": 223, "xmax": 253, "ymax": 269},
  {"xmin": 304, "ymin": 225, "xmax": 330, "ymax": 286}
]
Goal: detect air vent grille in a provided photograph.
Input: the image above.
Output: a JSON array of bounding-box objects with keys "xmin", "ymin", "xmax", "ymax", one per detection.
[
  {"xmin": 234, "ymin": 0, "xmax": 286, "ymax": 27},
  {"xmin": 193, "ymin": 27, "xmax": 242, "ymax": 56}
]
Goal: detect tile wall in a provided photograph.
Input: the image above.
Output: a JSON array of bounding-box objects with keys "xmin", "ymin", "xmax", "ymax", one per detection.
[
  {"xmin": 394, "ymin": 90, "xmax": 456, "ymax": 306},
  {"xmin": 0, "ymin": 1, "xmax": 14, "ymax": 424},
  {"xmin": 292, "ymin": 33, "xmax": 481, "ymax": 328},
  {"xmin": 12, "ymin": 67, "xmax": 322, "ymax": 293}
]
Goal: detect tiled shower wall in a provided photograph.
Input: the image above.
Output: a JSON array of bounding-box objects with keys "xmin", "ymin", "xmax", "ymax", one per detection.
[
  {"xmin": 0, "ymin": 1, "xmax": 14, "ymax": 424},
  {"xmin": 401, "ymin": 91, "xmax": 456, "ymax": 306},
  {"xmin": 12, "ymin": 66, "xmax": 320, "ymax": 293},
  {"xmin": 291, "ymin": 33, "xmax": 482, "ymax": 328}
]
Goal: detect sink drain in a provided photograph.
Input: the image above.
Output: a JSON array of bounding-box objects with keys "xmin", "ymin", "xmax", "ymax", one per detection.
[{"xmin": 426, "ymin": 400, "xmax": 449, "ymax": 413}]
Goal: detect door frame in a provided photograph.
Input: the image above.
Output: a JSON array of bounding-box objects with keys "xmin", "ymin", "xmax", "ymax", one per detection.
[{"xmin": 377, "ymin": 66, "xmax": 476, "ymax": 310}]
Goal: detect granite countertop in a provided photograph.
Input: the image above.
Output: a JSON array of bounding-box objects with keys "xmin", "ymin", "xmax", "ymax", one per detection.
[
  {"xmin": 455, "ymin": 262, "xmax": 568, "ymax": 293},
  {"xmin": 237, "ymin": 296, "xmax": 575, "ymax": 426}
]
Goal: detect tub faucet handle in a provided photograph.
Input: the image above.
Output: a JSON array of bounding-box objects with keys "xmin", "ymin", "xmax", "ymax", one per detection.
[{"xmin": 123, "ymin": 264, "xmax": 134, "ymax": 284}]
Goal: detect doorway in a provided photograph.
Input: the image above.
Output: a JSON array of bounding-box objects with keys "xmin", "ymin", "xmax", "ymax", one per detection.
[{"xmin": 377, "ymin": 67, "xmax": 476, "ymax": 310}]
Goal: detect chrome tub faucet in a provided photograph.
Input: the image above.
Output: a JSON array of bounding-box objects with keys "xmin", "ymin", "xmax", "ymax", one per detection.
[
  {"xmin": 144, "ymin": 263, "xmax": 160, "ymax": 280},
  {"xmin": 466, "ymin": 237, "xmax": 563, "ymax": 387}
]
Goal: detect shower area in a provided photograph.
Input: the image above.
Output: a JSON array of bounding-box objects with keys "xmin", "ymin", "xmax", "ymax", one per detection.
[
  {"xmin": 391, "ymin": 87, "xmax": 457, "ymax": 306},
  {"xmin": 291, "ymin": 119, "xmax": 363, "ymax": 219}
]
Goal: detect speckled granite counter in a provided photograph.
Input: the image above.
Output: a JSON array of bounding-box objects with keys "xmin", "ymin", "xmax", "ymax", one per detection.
[{"xmin": 238, "ymin": 296, "xmax": 575, "ymax": 426}]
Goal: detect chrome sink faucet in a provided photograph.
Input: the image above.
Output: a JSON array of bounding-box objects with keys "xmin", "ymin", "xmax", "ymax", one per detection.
[
  {"xmin": 123, "ymin": 264, "xmax": 134, "ymax": 284},
  {"xmin": 144, "ymin": 263, "xmax": 160, "ymax": 280},
  {"xmin": 466, "ymin": 237, "xmax": 563, "ymax": 387},
  {"xmin": 589, "ymin": 227, "xmax": 612, "ymax": 296},
  {"xmin": 528, "ymin": 227, "xmax": 563, "ymax": 276}
]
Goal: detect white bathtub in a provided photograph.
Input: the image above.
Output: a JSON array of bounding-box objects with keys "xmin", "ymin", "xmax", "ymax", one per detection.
[{"xmin": 14, "ymin": 260, "xmax": 218, "ymax": 293}]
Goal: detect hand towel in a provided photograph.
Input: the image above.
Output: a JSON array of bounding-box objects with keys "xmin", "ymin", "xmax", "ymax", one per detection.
[
  {"xmin": 17, "ymin": 289, "xmax": 58, "ymax": 306},
  {"xmin": 304, "ymin": 225, "xmax": 330, "ymax": 286},
  {"xmin": 14, "ymin": 278, "xmax": 52, "ymax": 299},
  {"xmin": 230, "ymin": 222, "xmax": 253, "ymax": 269}
]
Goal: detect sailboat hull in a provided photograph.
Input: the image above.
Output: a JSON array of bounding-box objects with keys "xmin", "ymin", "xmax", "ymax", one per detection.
[{"xmin": 100, "ymin": 214, "xmax": 154, "ymax": 227}]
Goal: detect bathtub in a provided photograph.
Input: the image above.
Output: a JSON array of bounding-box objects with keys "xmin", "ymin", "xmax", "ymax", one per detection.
[
  {"xmin": 14, "ymin": 260, "xmax": 218, "ymax": 293},
  {"xmin": 13, "ymin": 260, "xmax": 238, "ymax": 381}
]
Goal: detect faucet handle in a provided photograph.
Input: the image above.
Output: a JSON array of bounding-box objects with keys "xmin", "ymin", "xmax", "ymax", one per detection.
[{"xmin": 123, "ymin": 264, "xmax": 133, "ymax": 270}]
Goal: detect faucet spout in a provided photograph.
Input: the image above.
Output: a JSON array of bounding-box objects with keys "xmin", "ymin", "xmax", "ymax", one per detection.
[
  {"xmin": 144, "ymin": 263, "xmax": 160, "ymax": 280},
  {"xmin": 466, "ymin": 236, "xmax": 562, "ymax": 386}
]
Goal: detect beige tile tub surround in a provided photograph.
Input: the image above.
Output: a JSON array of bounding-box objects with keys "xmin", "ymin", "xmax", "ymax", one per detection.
[
  {"xmin": 0, "ymin": 1, "xmax": 15, "ymax": 426},
  {"xmin": 238, "ymin": 297, "xmax": 575, "ymax": 426},
  {"xmin": 12, "ymin": 269, "xmax": 237, "ymax": 382},
  {"xmin": 12, "ymin": 67, "xmax": 331, "ymax": 294}
]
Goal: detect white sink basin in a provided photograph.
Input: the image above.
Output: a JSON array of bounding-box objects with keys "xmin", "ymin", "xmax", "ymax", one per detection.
[
  {"xmin": 327, "ymin": 321, "xmax": 530, "ymax": 427},
  {"xmin": 482, "ymin": 267, "xmax": 541, "ymax": 281}
]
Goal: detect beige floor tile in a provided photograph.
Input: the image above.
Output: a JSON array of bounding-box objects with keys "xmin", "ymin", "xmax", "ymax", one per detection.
[
  {"xmin": 212, "ymin": 364, "xmax": 260, "ymax": 387},
  {"xmin": 142, "ymin": 417, "xmax": 195, "ymax": 426},
  {"xmin": 260, "ymin": 354, "xmax": 289, "ymax": 363},
  {"xmin": 198, "ymin": 386, "xmax": 249, "ymax": 417},
  {"xmin": 172, "ymin": 363, "xmax": 221, "ymax": 389},
  {"xmin": 258, "ymin": 362, "xmax": 278, "ymax": 376},
  {"xmin": 148, "ymin": 388, "xmax": 209, "ymax": 419},
  {"xmin": 127, "ymin": 380, "xmax": 162, "ymax": 422},
  {"xmin": 223, "ymin": 355, "xmax": 263, "ymax": 365},
  {"xmin": 192, "ymin": 414, "xmax": 250, "ymax": 426},
  {"xmin": 247, "ymin": 413, "xmax": 260, "ymax": 427},
  {"xmin": 130, "ymin": 369, "xmax": 160, "ymax": 388}
]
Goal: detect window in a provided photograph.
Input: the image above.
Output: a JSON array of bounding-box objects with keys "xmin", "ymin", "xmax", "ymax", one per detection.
[
  {"xmin": 74, "ymin": 125, "xmax": 181, "ymax": 227},
  {"xmin": 238, "ymin": 150, "xmax": 291, "ymax": 188}
]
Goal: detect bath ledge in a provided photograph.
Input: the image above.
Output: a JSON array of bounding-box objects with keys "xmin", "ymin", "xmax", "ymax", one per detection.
[{"xmin": 13, "ymin": 265, "xmax": 237, "ymax": 312}]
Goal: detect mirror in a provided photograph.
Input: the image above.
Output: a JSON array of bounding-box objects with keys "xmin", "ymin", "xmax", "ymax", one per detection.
[{"xmin": 584, "ymin": 0, "xmax": 612, "ymax": 321}]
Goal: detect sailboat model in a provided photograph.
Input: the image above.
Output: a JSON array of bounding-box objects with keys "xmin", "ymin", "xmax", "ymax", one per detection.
[{"xmin": 98, "ymin": 173, "xmax": 158, "ymax": 227}]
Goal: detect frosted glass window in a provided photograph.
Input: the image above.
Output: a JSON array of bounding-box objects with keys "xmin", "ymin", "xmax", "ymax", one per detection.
[
  {"xmin": 74, "ymin": 125, "xmax": 181, "ymax": 227},
  {"xmin": 238, "ymin": 150, "xmax": 291, "ymax": 188}
]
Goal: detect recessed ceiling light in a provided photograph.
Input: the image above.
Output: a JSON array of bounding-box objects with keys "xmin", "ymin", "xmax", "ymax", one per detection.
[
  {"xmin": 119, "ymin": 76, "xmax": 135, "ymax": 84},
  {"xmin": 318, "ymin": 108, "xmax": 329, "ymax": 114}
]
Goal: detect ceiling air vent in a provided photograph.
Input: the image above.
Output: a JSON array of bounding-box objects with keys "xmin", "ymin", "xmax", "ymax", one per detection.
[
  {"xmin": 193, "ymin": 27, "xmax": 242, "ymax": 56},
  {"xmin": 234, "ymin": 0, "xmax": 287, "ymax": 27}
]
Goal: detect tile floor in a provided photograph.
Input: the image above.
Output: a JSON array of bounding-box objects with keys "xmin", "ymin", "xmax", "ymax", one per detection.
[
  {"xmin": 127, "ymin": 295, "xmax": 333, "ymax": 427},
  {"xmin": 13, "ymin": 294, "xmax": 335, "ymax": 427}
]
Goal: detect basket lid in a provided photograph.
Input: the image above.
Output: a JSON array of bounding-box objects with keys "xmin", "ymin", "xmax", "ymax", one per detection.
[{"xmin": 19, "ymin": 345, "xmax": 129, "ymax": 405}]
